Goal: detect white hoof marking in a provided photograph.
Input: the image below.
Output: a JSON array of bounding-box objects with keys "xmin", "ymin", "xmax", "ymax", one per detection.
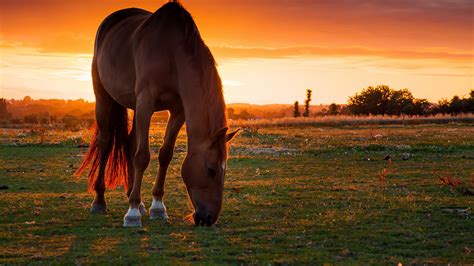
[
  {"xmin": 123, "ymin": 207, "xmax": 142, "ymax": 227},
  {"xmin": 139, "ymin": 202, "xmax": 147, "ymax": 216},
  {"xmin": 149, "ymin": 199, "xmax": 169, "ymax": 220}
]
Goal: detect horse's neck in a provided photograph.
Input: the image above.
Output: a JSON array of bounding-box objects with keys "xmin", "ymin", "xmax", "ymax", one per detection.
[{"xmin": 180, "ymin": 90, "xmax": 226, "ymax": 149}]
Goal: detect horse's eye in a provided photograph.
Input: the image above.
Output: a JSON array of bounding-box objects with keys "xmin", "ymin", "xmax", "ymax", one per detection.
[{"xmin": 207, "ymin": 167, "xmax": 217, "ymax": 177}]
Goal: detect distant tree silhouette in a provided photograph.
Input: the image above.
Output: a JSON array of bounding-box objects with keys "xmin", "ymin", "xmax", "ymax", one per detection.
[
  {"xmin": 387, "ymin": 89, "xmax": 414, "ymax": 115},
  {"xmin": 411, "ymin": 99, "xmax": 430, "ymax": 116},
  {"xmin": 227, "ymin": 108, "xmax": 236, "ymax": 119},
  {"xmin": 303, "ymin": 89, "xmax": 312, "ymax": 117},
  {"xmin": 467, "ymin": 90, "xmax": 474, "ymax": 112},
  {"xmin": 24, "ymin": 114, "xmax": 39, "ymax": 124},
  {"xmin": 433, "ymin": 91, "xmax": 473, "ymax": 114},
  {"xmin": 0, "ymin": 98, "xmax": 11, "ymax": 120},
  {"xmin": 293, "ymin": 101, "xmax": 300, "ymax": 117},
  {"xmin": 450, "ymin": 92, "xmax": 473, "ymax": 114},
  {"xmin": 293, "ymin": 89, "xmax": 312, "ymax": 117},
  {"xmin": 436, "ymin": 99, "xmax": 451, "ymax": 114},
  {"xmin": 23, "ymin": 96, "xmax": 32, "ymax": 103},
  {"xmin": 348, "ymin": 85, "xmax": 391, "ymax": 115},
  {"xmin": 40, "ymin": 117, "xmax": 49, "ymax": 124},
  {"xmin": 348, "ymin": 85, "xmax": 430, "ymax": 115},
  {"xmin": 339, "ymin": 105, "xmax": 350, "ymax": 115},
  {"xmin": 449, "ymin": 96, "xmax": 463, "ymax": 114},
  {"xmin": 328, "ymin": 103, "xmax": 339, "ymax": 115},
  {"xmin": 236, "ymin": 109, "xmax": 255, "ymax": 120}
]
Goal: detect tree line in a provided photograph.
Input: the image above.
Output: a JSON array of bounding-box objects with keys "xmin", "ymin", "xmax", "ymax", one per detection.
[
  {"xmin": 348, "ymin": 85, "xmax": 473, "ymax": 116},
  {"xmin": 1, "ymin": 86, "xmax": 473, "ymax": 125},
  {"xmin": 294, "ymin": 86, "xmax": 473, "ymax": 117}
]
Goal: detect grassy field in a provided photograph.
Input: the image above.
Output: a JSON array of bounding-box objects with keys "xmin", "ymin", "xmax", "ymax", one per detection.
[{"xmin": 0, "ymin": 123, "xmax": 473, "ymax": 264}]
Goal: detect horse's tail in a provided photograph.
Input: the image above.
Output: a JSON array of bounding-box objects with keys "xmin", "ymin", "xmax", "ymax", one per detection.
[
  {"xmin": 74, "ymin": 96, "xmax": 130, "ymax": 193},
  {"xmin": 75, "ymin": 105, "xmax": 130, "ymax": 192}
]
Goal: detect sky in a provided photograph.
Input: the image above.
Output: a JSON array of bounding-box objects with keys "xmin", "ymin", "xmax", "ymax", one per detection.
[{"xmin": 0, "ymin": 0, "xmax": 473, "ymax": 104}]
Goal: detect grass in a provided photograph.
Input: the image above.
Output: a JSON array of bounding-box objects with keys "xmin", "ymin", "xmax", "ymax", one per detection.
[
  {"xmin": 229, "ymin": 113, "xmax": 474, "ymax": 127},
  {"xmin": 0, "ymin": 123, "xmax": 473, "ymax": 264}
]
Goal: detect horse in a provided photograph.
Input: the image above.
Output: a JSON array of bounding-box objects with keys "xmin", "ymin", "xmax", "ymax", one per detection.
[{"xmin": 75, "ymin": 0, "xmax": 239, "ymax": 227}]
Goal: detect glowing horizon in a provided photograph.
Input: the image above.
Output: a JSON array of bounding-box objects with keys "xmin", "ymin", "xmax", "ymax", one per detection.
[{"xmin": 1, "ymin": 0, "xmax": 473, "ymax": 104}]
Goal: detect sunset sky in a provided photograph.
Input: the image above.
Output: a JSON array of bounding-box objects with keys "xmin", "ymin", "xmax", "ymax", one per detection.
[{"xmin": 1, "ymin": 0, "xmax": 473, "ymax": 104}]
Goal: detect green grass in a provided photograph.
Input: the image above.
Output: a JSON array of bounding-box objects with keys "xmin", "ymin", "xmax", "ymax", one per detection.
[{"xmin": 0, "ymin": 124, "xmax": 473, "ymax": 264}]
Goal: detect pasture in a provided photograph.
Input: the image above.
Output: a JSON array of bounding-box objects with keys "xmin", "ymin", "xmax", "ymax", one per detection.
[{"xmin": 1, "ymin": 123, "xmax": 473, "ymax": 264}]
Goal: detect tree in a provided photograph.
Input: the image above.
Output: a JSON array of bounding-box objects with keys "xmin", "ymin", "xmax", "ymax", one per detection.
[
  {"xmin": 293, "ymin": 101, "xmax": 300, "ymax": 117},
  {"xmin": 339, "ymin": 105, "xmax": 350, "ymax": 115},
  {"xmin": 328, "ymin": 103, "xmax": 339, "ymax": 115},
  {"xmin": 412, "ymin": 99, "xmax": 430, "ymax": 116},
  {"xmin": 348, "ymin": 85, "xmax": 391, "ymax": 115},
  {"xmin": 348, "ymin": 85, "xmax": 429, "ymax": 116},
  {"xmin": 23, "ymin": 96, "xmax": 32, "ymax": 103},
  {"xmin": 24, "ymin": 114, "xmax": 38, "ymax": 124},
  {"xmin": 467, "ymin": 90, "xmax": 474, "ymax": 113},
  {"xmin": 227, "ymin": 108, "xmax": 235, "ymax": 119},
  {"xmin": 436, "ymin": 98, "xmax": 450, "ymax": 114},
  {"xmin": 319, "ymin": 108, "xmax": 328, "ymax": 116},
  {"xmin": 433, "ymin": 90, "xmax": 474, "ymax": 114},
  {"xmin": 449, "ymin": 96, "xmax": 464, "ymax": 114},
  {"xmin": 303, "ymin": 89, "xmax": 312, "ymax": 117},
  {"xmin": 236, "ymin": 109, "xmax": 255, "ymax": 120},
  {"xmin": 387, "ymin": 89, "xmax": 415, "ymax": 115},
  {"xmin": 0, "ymin": 98, "xmax": 11, "ymax": 120}
]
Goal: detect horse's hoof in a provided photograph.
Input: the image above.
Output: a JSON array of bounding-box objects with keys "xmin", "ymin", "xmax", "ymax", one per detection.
[
  {"xmin": 139, "ymin": 202, "xmax": 147, "ymax": 216},
  {"xmin": 90, "ymin": 203, "xmax": 107, "ymax": 214},
  {"xmin": 149, "ymin": 199, "xmax": 168, "ymax": 220},
  {"xmin": 123, "ymin": 208, "xmax": 142, "ymax": 227},
  {"xmin": 150, "ymin": 208, "xmax": 169, "ymax": 220}
]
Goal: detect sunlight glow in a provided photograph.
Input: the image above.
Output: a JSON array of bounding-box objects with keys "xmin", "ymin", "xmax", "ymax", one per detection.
[{"xmin": 1, "ymin": 45, "xmax": 472, "ymax": 104}]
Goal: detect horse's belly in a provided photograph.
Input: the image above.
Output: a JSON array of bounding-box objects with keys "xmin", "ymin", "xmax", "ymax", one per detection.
[
  {"xmin": 112, "ymin": 90, "xmax": 137, "ymax": 110},
  {"xmin": 98, "ymin": 72, "xmax": 135, "ymax": 109}
]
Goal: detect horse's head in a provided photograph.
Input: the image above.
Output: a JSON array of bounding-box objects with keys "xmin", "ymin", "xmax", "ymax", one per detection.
[{"xmin": 181, "ymin": 127, "xmax": 239, "ymax": 226}]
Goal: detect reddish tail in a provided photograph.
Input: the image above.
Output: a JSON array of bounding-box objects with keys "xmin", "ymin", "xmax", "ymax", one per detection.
[{"xmin": 74, "ymin": 105, "xmax": 130, "ymax": 193}]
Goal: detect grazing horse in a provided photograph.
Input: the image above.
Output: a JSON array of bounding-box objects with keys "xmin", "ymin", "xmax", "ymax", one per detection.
[{"xmin": 75, "ymin": 0, "xmax": 238, "ymax": 227}]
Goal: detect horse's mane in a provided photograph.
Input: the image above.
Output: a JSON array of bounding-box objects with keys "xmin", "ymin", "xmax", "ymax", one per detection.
[{"xmin": 161, "ymin": 1, "xmax": 227, "ymax": 134}]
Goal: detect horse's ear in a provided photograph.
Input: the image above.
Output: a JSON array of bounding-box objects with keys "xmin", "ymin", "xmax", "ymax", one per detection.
[
  {"xmin": 225, "ymin": 128, "xmax": 240, "ymax": 143},
  {"xmin": 211, "ymin": 127, "xmax": 228, "ymax": 145}
]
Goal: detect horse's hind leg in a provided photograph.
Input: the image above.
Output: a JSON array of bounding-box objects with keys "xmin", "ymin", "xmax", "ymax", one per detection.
[
  {"xmin": 90, "ymin": 88, "xmax": 114, "ymax": 214},
  {"xmin": 150, "ymin": 111, "xmax": 184, "ymax": 220}
]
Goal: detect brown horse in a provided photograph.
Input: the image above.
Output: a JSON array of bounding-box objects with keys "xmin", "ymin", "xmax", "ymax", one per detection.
[{"xmin": 75, "ymin": 1, "xmax": 238, "ymax": 227}]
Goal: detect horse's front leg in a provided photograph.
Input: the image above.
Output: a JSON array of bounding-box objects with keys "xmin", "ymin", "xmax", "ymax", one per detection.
[
  {"xmin": 126, "ymin": 113, "xmax": 147, "ymax": 217},
  {"xmin": 123, "ymin": 95, "xmax": 153, "ymax": 227},
  {"xmin": 150, "ymin": 111, "xmax": 184, "ymax": 220}
]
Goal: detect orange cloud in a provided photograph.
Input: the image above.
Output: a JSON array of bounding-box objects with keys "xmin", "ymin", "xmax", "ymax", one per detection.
[
  {"xmin": 1, "ymin": 0, "xmax": 472, "ymax": 58},
  {"xmin": 212, "ymin": 46, "xmax": 473, "ymax": 62}
]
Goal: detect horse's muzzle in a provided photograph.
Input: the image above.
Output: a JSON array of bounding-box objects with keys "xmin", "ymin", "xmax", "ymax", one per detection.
[{"xmin": 193, "ymin": 212, "xmax": 213, "ymax": 226}]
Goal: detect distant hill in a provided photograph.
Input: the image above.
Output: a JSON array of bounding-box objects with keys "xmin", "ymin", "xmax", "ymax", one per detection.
[
  {"xmin": 3, "ymin": 97, "xmax": 332, "ymax": 121},
  {"xmin": 6, "ymin": 98, "xmax": 95, "ymax": 118}
]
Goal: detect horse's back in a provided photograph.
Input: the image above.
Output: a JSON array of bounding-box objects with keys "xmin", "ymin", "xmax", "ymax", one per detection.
[
  {"xmin": 94, "ymin": 8, "xmax": 152, "ymax": 108},
  {"xmin": 94, "ymin": 8, "xmax": 151, "ymax": 54}
]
